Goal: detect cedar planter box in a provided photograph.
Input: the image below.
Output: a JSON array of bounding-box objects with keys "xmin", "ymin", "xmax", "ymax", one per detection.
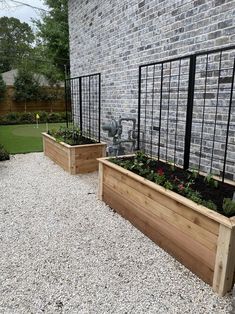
[
  {"xmin": 42, "ymin": 133, "xmax": 106, "ymax": 174},
  {"xmin": 98, "ymin": 157, "xmax": 235, "ymax": 296}
]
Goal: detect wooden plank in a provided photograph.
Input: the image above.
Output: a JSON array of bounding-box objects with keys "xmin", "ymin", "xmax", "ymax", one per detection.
[
  {"xmin": 103, "ymin": 182, "xmax": 216, "ymax": 268},
  {"xmin": 230, "ymin": 217, "xmax": 235, "ymax": 227},
  {"xmin": 74, "ymin": 149, "xmax": 104, "ymax": 160},
  {"xmin": 46, "ymin": 150, "xmax": 69, "ymax": 171},
  {"xmin": 45, "ymin": 142, "xmax": 68, "ymax": 157},
  {"xmin": 99, "ymin": 158, "xmax": 232, "ymax": 228},
  {"xmin": 44, "ymin": 142, "xmax": 68, "ymax": 162},
  {"xmin": 98, "ymin": 162, "xmax": 104, "ymax": 200},
  {"xmin": 42, "ymin": 137, "xmax": 46, "ymax": 155},
  {"xmin": 103, "ymin": 184, "xmax": 214, "ymax": 285},
  {"xmin": 103, "ymin": 167, "xmax": 218, "ymax": 251},
  {"xmin": 213, "ymin": 225, "xmax": 235, "ymax": 296},
  {"xmin": 0, "ymin": 86, "xmax": 67, "ymax": 115},
  {"xmin": 104, "ymin": 165, "xmax": 219, "ymax": 236},
  {"xmin": 43, "ymin": 136, "xmax": 69, "ymax": 154},
  {"xmin": 43, "ymin": 136, "xmax": 69, "ymax": 171},
  {"xmin": 43, "ymin": 134, "xmax": 106, "ymax": 174},
  {"xmin": 72, "ymin": 142, "xmax": 106, "ymax": 149},
  {"xmin": 102, "ymin": 144, "xmax": 107, "ymax": 158},
  {"xmin": 75, "ymin": 160, "xmax": 99, "ymax": 173},
  {"xmin": 69, "ymin": 147, "xmax": 76, "ymax": 175}
]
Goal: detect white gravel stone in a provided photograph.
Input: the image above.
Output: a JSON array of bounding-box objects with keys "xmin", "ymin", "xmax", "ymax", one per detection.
[{"xmin": 0, "ymin": 153, "xmax": 233, "ymax": 313}]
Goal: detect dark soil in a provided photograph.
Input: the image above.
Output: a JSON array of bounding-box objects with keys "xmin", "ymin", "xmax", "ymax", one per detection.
[
  {"xmin": 112, "ymin": 156, "xmax": 235, "ymax": 214},
  {"xmin": 157, "ymin": 160, "xmax": 234, "ymax": 212},
  {"xmin": 68, "ymin": 136, "xmax": 97, "ymax": 145},
  {"xmin": 47, "ymin": 127, "xmax": 98, "ymax": 146}
]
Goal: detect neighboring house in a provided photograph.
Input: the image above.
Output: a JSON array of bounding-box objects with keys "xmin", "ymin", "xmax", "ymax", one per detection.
[
  {"xmin": 2, "ymin": 69, "xmax": 19, "ymax": 86},
  {"xmin": 68, "ymin": 0, "xmax": 235, "ymax": 179},
  {"xmin": 0, "ymin": 69, "xmax": 65, "ymax": 114},
  {"xmin": 2, "ymin": 69, "xmax": 64, "ymax": 87}
]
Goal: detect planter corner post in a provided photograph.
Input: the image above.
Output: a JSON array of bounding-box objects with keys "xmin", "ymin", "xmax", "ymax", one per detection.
[
  {"xmin": 213, "ymin": 223, "xmax": 235, "ymax": 296},
  {"xmin": 98, "ymin": 161, "xmax": 104, "ymax": 200}
]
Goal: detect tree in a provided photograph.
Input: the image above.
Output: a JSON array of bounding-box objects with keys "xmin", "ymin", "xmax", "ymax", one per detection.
[
  {"xmin": 35, "ymin": 0, "xmax": 69, "ymax": 79},
  {"xmin": 0, "ymin": 74, "xmax": 6, "ymax": 102},
  {"xmin": 13, "ymin": 70, "xmax": 41, "ymax": 111},
  {"xmin": 0, "ymin": 17, "xmax": 34, "ymax": 73}
]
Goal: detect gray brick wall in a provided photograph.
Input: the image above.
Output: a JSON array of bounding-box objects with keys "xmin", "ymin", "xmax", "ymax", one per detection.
[{"xmin": 68, "ymin": 0, "xmax": 235, "ymax": 179}]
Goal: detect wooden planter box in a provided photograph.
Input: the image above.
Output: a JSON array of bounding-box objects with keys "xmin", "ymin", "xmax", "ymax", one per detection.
[
  {"xmin": 42, "ymin": 133, "xmax": 106, "ymax": 174},
  {"xmin": 98, "ymin": 157, "xmax": 235, "ymax": 296}
]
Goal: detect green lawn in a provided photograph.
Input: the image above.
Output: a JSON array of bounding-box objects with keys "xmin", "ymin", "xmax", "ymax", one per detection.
[{"xmin": 0, "ymin": 123, "xmax": 66, "ymax": 154}]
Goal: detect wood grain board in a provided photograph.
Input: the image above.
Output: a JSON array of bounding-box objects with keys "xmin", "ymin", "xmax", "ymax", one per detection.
[
  {"xmin": 43, "ymin": 133, "xmax": 106, "ymax": 174},
  {"xmin": 98, "ymin": 157, "xmax": 235, "ymax": 296},
  {"xmin": 0, "ymin": 86, "xmax": 67, "ymax": 115}
]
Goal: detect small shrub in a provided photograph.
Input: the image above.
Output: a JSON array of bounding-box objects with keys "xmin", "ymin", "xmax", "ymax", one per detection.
[
  {"xmin": 0, "ymin": 73, "xmax": 6, "ymax": 102},
  {"xmin": 48, "ymin": 126, "xmax": 97, "ymax": 145},
  {"xmin": 60, "ymin": 111, "xmax": 72, "ymax": 122},
  {"xmin": 202, "ymin": 199, "xmax": 217, "ymax": 211},
  {"xmin": 19, "ymin": 112, "xmax": 35, "ymax": 124},
  {"xmin": 48, "ymin": 112, "xmax": 63, "ymax": 123},
  {"xmin": 0, "ymin": 111, "xmax": 69, "ymax": 125},
  {"xmin": 163, "ymin": 180, "xmax": 173, "ymax": 190},
  {"xmin": 222, "ymin": 198, "xmax": 235, "ymax": 217},
  {"xmin": 37, "ymin": 111, "xmax": 48, "ymax": 123},
  {"xmin": 5, "ymin": 112, "xmax": 21, "ymax": 122},
  {"xmin": 187, "ymin": 190, "xmax": 202, "ymax": 204},
  {"xmin": 0, "ymin": 144, "xmax": 9, "ymax": 161},
  {"xmin": 204, "ymin": 173, "xmax": 219, "ymax": 188},
  {"xmin": 13, "ymin": 69, "xmax": 41, "ymax": 102}
]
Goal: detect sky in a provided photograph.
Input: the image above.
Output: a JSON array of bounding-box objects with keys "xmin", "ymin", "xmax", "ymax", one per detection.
[{"xmin": 0, "ymin": 0, "xmax": 48, "ymax": 27}]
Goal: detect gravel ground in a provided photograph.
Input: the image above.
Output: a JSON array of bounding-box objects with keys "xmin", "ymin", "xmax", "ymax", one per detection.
[{"xmin": 0, "ymin": 153, "xmax": 233, "ymax": 314}]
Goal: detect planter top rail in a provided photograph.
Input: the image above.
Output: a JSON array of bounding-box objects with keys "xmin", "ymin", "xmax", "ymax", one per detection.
[
  {"xmin": 42, "ymin": 132, "xmax": 106, "ymax": 148},
  {"xmin": 98, "ymin": 156, "xmax": 235, "ymax": 229}
]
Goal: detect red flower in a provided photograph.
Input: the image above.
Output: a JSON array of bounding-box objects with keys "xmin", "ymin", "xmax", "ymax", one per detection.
[
  {"xmin": 178, "ymin": 184, "xmax": 184, "ymax": 191},
  {"xmin": 157, "ymin": 168, "xmax": 164, "ymax": 176}
]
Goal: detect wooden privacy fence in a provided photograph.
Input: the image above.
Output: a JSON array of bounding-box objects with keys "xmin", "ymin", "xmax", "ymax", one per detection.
[{"xmin": 0, "ymin": 86, "xmax": 67, "ymax": 115}]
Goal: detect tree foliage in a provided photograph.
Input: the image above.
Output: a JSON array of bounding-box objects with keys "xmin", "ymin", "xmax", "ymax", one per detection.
[
  {"xmin": 0, "ymin": 74, "xmax": 6, "ymax": 102},
  {"xmin": 35, "ymin": 0, "xmax": 69, "ymax": 79},
  {"xmin": 13, "ymin": 70, "xmax": 41, "ymax": 102},
  {"xmin": 0, "ymin": 17, "xmax": 34, "ymax": 73}
]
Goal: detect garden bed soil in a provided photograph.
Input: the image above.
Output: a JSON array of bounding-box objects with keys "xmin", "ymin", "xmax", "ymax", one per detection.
[
  {"xmin": 110, "ymin": 156, "xmax": 235, "ymax": 216},
  {"xmin": 42, "ymin": 132, "xmax": 106, "ymax": 174}
]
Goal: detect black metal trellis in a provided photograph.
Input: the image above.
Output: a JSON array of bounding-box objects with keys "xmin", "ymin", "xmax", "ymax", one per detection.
[
  {"xmin": 137, "ymin": 45, "xmax": 235, "ymax": 182},
  {"xmin": 65, "ymin": 73, "xmax": 101, "ymax": 142}
]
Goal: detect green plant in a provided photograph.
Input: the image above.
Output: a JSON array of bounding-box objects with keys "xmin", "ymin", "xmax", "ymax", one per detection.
[
  {"xmin": 19, "ymin": 112, "xmax": 35, "ymax": 124},
  {"xmin": 163, "ymin": 180, "xmax": 173, "ymax": 190},
  {"xmin": 109, "ymin": 152, "xmax": 233, "ymax": 217},
  {"xmin": 188, "ymin": 168, "xmax": 199, "ymax": 180},
  {"xmin": 187, "ymin": 190, "xmax": 202, "ymax": 204},
  {"xmin": 0, "ymin": 17, "xmax": 34, "ymax": 73},
  {"xmin": 0, "ymin": 73, "xmax": 6, "ymax": 102},
  {"xmin": 204, "ymin": 173, "xmax": 218, "ymax": 189},
  {"xmin": 202, "ymin": 200, "xmax": 217, "ymax": 211},
  {"xmin": 0, "ymin": 144, "xmax": 10, "ymax": 161},
  {"xmin": 154, "ymin": 173, "xmax": 166, "ymax": 185},
  {"xmin": 0, "ymin": 112, "xmax": 23, "ymax": 125},
  {"xmin": 60, "ymin": 111, "xmax": 72, "ymax": 122},
  {"xmin": 48, "ymin": 126, "xmax": 97, "ymax": 146},
  {"xmin": 0, "ymin": 111, "xmax": 69, "ymax": 125},
  {"xmin": 48, "ymin": 112, "xmax": 63, "ymax": 123},
  {"xmin": 13, "ymin": 69, "xmax": 41, "ymax": 102},
  {"xmin": 135, "ymin": 150, "xmax": 149, "ymax": 163},
  {"xmin": 222, "ymin": 198, "xmax": 235, "ymax": 217}
]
